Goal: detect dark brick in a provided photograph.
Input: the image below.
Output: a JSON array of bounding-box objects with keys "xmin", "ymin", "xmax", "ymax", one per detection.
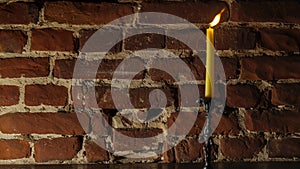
[
  {"xmin": 31, "ymin": 29, "xmax": 74, "ymax": 51},
  {"xmin": 220, "ymin": 137, "xmax": 265, "ymax": 160},
  {"xmin": 215, "ymin": 27, "xmax": 257, "ymax": 50},
  {"xmin": 272, "ymin": 83, "xmax": 300, "ymax": 107},
  {"xmin": 268, "ymin": 138, "xmax": 300, "ymax": 158},
  {"xmin": 0, "ymin": 30, "xmax": 27, "ymax": 53},
  {"xmin": 85, "ymin": 139, "xmax": 109, "ymax": 162},
  {"xmin": 0, "ymin": 112, "xmax": 87, "ymax": 135},
  {"xmin": 245, "ymin": 109, "xmax": 300, "ymax": 133},
  {"xmin": 227, "ymin": 84, "xmax": 260, "ymax": 108},
  {"xmin": 34, "ymin": 137, "xmax": 82, "ymax": 162},
  {"xmin": 231, "ymin": 0, "xmax": 300, "ymax": 23},
  {"xmin": 0, "ymin": 85, "xmax": 19, "ymax": 106},
  {"xmin": 25, "ymin": 85, "xmax": 68, "ymax": 106},
  {"xmin": 259, "ymin": 28, "xmax": 300, "ymax": 52},
  {"xmin": 0, "ymin": 2, "xmax": 39, "ymax": 24},
  {"xmin": 44, "ymin": 2, "xmax": 133, "ymax": 25},
  {"xmin": 140, "ymin": 1, "xmax": 229, "ymax": 24},
  {"xmin": 241, "ymin": 56, "xmax": 300, "ymax": 80},
  {"xmin": 0, "ymin": 57, "xmax": 49, "ymax": 78}
]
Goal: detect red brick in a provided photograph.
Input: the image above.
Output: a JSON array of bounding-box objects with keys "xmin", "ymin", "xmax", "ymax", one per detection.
[
  {"xmin": 113, "ymin": 128, "xmax": 163, "ymax": 151},
  {"xmin": 0, "ymin": 30, "xmax": 27, "ymax": 53},
  {"xmin": 0, "ymin": 112, "xmax": 87, "ymax": 135},
  {"xmin": 268, "ymin": 138, "xmax": 300, "ymax": 158},
  {"xmin": 227, "ymin": 84, "xmax": 260, "ymax": 108},
  {"xmin": 174, "ymin": 138, "xmax": 203, "ymax": 162},
  {"xmin": 272, "ymin": 83, "xmax": 300, "ymax": 107},
  {"xmin": 83, "ymin": 86, "xmax": 176, "ymax": 109},
  {"xmin": 259, "ymin": 28, "xmax": 300, "ymax": 52},
  {"xmin": 55, "ymin": 58, "xmax": 145, "ymax": 80},
  {"xmin": 79, "ymin": 29, "xmax": 122, "ymax": 53},
  {"xmin": 241, "ymin": 56, "xmax": 300, "ymax": 80},
  {"xmin": 140, "ymin": 1, "xmax": 229, "ymax": 24},
  {"xmin": 25, "ymin": 85, "xmax": 68, "ymax": 106},
  {"xmin": 124, "ymin": 33, "xmax": 165, "ymax": 51},
  {"xmin": 231, "ymin": 1, "xmax": 300, "ymax": 23},
  {"xmin": 215, "ymin": 27, "xmax": 257, "ymax": 50},
  {"xmin": 148, "ymin": 56, "xmax": 205, "ymax": 83},
  {"xmin": 44, "ymin": 2, "xmax": 133, "ymax": 25},
  {"xmin": 0, "ymin": 2, "xmax": 39, "ymax": 24},
  {"xmin": 0, "ymin": 85, "xmax": 19, "ymax": 106},
  {"xmin": 91, "ymin": 112, "xmax": 110, "ymax": 136},
  {"xmin": 85, "ymin": 139, "xmax": 109, "ymax": 162},
  {"xmin": 0, "ymin": 139, "xmax": 30, "ymax": 160},
  {"xmin": 221, "ymin": 57, "xmax": 239, "ymax": 80},
  {"xmin": 245, "ymin": 109, "xmax": 300, "ymax": 133},
  {"xmin": 0, "ymin": 57, "xmax": 49, "ymax": 78},
  {"xmin": 31, "ymin": 29, "xmax": 74, "ymax": 51},
  {"xmin": 34, "ymin": 137, "xmax": 82, "ymax": 162},
  {"xmin": 220, "ymin": 137, "xmax": 265, "ymax": 160}
]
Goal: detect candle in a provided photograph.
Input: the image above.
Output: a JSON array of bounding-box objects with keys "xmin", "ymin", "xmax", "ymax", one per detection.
[{"xmin": 205, "ymin": 8, "xmax": 225, "ymax": 98}]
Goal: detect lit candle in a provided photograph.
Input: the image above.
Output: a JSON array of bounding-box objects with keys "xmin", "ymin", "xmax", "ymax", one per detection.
[{"xmin": 205, "ymin": 8, "xmax": 225, "ymax": 98}]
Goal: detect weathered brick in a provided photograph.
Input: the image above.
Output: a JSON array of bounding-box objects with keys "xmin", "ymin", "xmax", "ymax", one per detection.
[
  {"xmin": 174, "ymin": 138, "xmax": 203, "ymax": 162},
  {"xmin": 34, "ymin": 137, "xmax": 82, "ymax": 162},
  {"xmin": 0, "ymin": 30, "xmax": 27, "ymax": 53},
  {"xmin": 241, "ymin": 56, "xmax": 300, "ymax": 80},
  {"xmin": 83, "ymin": 86, "xmax": 176, "ymax": 109},
  {"xmin": 124, "ymin": 33, "xmax": 165, "ymax": 51},
  {"xmin": 0, "ymin": 2, "xmax": 39, "ymax": 24},
  {"xmin": 0, "ymin": 57, "xmax": 49, "ymax": 78},
  {"xmin": 113, "ymin": 128, "xmax": 163, "ymax": 151},
  {"xmin": 231, "ymin": 0, "xmax": 300, "ymax": 23},
  {"xmin": 221, "ymin": 57, "xmax": 239, "ymax": 80},
  {"xmin": 85, "ymin": 139, "xmax": 109, "ymax": 162},
  {"xmin": 0, "ymin": 85, "xmax": 19, "ymax": 106},
  {"xmin": 215, "ymin": 27, "xmax": 257, "ymax": 50},
  {"xmin": 245, "ymin": 109, "xmax": 300, "ymax": 133},
  {"xmin": 0, "ymin": 139, "xmax": 30, "ymax": 160},
  {"xmin": 140, "ymin": 1, "xmax": 229, "ymax": 24},
  {"xmin": 220, "ymin": 137, "xmax": 265, "ymax": 160},
  {"xmin": 271, "ymin": 83, "xmax": 300, "ymax": 107},
  {"xmin": 79, "ymin": 29, "xmax": 122, "ymax": 53},
  {"xmin": 44, "ymin": 2, "xmax": 133, "ymax": 25},
  {"xmin": 31, "ymin": 29, "xmax": 74, "ymax": 51},
  {"xmin": 259, "ymin": 28, "xmax": 300, "ymax": 52},
  {"xmin": 0, "ymin": 112, "xmax": 87, "ymax": 135},
  {"xmin": 268, "ymin": 138, "xmax": 300, "ymax": 158},
  {"xmin": 25, "ymin": 85, "xmax": 68, "ymax": 106},
  {"xmin": 227, "ymin": 84, "xmax": 260, "ymax": 108}
]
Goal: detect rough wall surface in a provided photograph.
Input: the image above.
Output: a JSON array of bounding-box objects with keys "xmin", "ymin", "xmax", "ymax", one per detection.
[{"xmin": 0, "ymin": 0, "xmax": 299, "ymax": 164}]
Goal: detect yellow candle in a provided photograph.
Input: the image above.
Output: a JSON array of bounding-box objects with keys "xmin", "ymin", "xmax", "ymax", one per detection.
[
  {"xmin": 205, "ymin": 27, "xmax": 214, "ymax": 98},
  {"xmin": 205, "ymin": 8, "xmax": 225, "ymax": 98}
]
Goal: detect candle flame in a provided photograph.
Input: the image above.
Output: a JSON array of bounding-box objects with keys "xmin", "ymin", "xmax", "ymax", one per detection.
[{"xmin": 209, "ymin": 8, "xmax": 225, "ymax": 27}]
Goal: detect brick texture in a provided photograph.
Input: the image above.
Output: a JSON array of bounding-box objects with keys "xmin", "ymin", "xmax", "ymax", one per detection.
[
  {"xmin": 0, "ymin": 30, "xmax": 27, "ymax": 53},
  {"xmin": 241, "ymin": 56, "xmax": 300, "ymax": 80},
  {"xmin": 0, "ymin": 57, "xmax": 49, "ymax": 78},
  {"xmin": 271, "ymin": 83, "xmax": 300, "ymax": 107},
  {"xmin": 226, "ymin": 84, "xmax": 260, "ymax": 108},
  {"xmin": 0, "ymin": 139, "xmax": 30, "ymax": 160},
  {"xmin": 31, "ymin": 29, "xmax": 74, "ymax": 51},
  {"xmin": 34, "ymin": 137, "xmax": 82, "ymax": 162},
  {"xmin": 25, "ymin": 85, "xmax": 68, "ymax": 106},
  {"xmin": 0, "ymin": 85, "xmax": 19, "ymax": 106},
  {"xmin": 0, "ymin": 2, "xmax": 39, "ymax": 24},
  {"xmin": 268, "ymin": 138, "xmax": 300, "ymax": 158},
  {"xmin": 0, "ymin": 113, "xmax": 86, "ymax": 135},
  {"xmin": 85, "ymin": 139, "xmax": 109, "ymax": 162},
  {"xmin": 44, "ymin": 2, "xmax": 133, "ymax": 25},
  {"xmin": 231, "ymin": 0, "xmax": 300, "ymax": 23},
  {"xmin": 220, "ymin": 137, "xmax": 265, "ymax": 160},
  {"xmin": 245, "ymin": 109, "xmax": 300, "ymax": 133}
]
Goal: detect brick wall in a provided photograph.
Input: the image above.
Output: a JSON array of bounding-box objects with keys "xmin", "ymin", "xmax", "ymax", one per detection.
[{"xmin": 0, "ymin": 0, "xmax": 299, "ymax": 164}]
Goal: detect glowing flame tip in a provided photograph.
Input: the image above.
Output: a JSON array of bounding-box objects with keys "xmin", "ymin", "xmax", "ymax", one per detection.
[{"xmin": 209, "ymin": 8, "xmax": 225, "ymax": 27}]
